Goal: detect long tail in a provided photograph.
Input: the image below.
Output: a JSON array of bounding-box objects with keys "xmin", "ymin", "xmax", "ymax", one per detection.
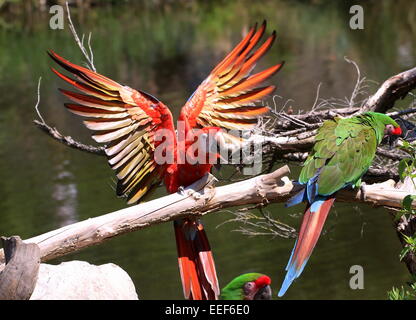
[
  {"xmin": 278, "ymin": 197, "xmax": 335, "ymax": 297},
  {"xmin": 174, "ymin": 218, "xmax": 220, "ymax": 300}
]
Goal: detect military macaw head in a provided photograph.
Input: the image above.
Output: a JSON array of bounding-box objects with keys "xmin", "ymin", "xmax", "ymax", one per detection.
[
  {"xmin": 361, "ymin": 112, "xmax": 402, "ymax": 143},
  {"xmin": 220, "ymin": 273, "xmax": 272, "ymax": 300}
]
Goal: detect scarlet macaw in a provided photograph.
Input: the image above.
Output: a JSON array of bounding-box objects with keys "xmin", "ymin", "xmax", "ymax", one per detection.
[
  {"xmin": 220, "ymin": 273, "xmax": 272, "ymax": 300},
  {"xmin": 278, "ymin": 112, "xmax": 402, "ymax": 297},
  {"xmin": 48, "ymin": 21, "xmax": 283, "ymax": 300}
]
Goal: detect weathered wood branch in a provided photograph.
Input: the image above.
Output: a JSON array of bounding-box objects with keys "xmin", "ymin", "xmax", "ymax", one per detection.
[
  {"xmin": 276, "ymin": 108, "xmax": 359, "ymax": 130},
  {"xmin": 363, "ymin": 67, "xmax": 416, "ymax": 113},
  {"xmin": 0, "ymin": 236, "xmax": 40, "ymax": 300},
  {"xmin": 336, "ymin": 179, "xmax": 413, "ymax": 208},
  {"xmin": 0, "ymin": 166, "xmax": 414, "ymax": 267}
]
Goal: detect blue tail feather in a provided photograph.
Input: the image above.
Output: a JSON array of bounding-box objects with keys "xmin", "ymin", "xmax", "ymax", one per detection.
[
  {"xmin": 278, "ymin": 267, "xmax": 296, "ymax": 297},
  {"xmin": 306, "ymin": 175, "xmax": 319, "ymax": 203},
  {"xmin": 285, "ymin": 188, "xmax": 306, "ymax": 208},
  {"xmin": 285, "ymin": 171, "xmax": 321, "ymax": 209},
  {"xmin": 278, "ymin": 255, "xmax": 311, "ymax": 297},
  {"xmin": 284, "ymin": 239, "xmax": 297, "ymax": 271}
]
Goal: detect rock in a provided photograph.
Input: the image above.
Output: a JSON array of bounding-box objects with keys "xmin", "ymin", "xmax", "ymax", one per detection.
[{"xmin": 30, "ymin": 260, "xmax": 139, "ymax": 300}]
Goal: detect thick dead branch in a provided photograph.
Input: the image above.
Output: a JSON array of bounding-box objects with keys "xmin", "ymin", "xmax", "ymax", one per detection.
[
  {"xmin": 0, "ymin": 236, "xmax": 40, "ymax": 300},
  {"xmin": 249, "ymin": 132, "xmax": 317, "ymax": 152},
  {"xmin": 365, "ymin": 165, "xmax": 399, "ymax": 182},
  {"xmin": 0, "ymin": 166, "xmax": 414, "ymax": 266},
  {"xmin": 363, "ymin": 67, "xmax": 416, "ymax": 113},
  {"xmin": 376, "ymin": 147, "xmax": 408, "ymax": 161},
  {"xmin": 336, "ymin": 179, "xmax": 413, "ymax": 208}
]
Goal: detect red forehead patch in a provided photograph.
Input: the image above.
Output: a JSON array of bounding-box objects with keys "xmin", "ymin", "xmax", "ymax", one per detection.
[
  {"xmin": 255, "ymin": 275, "xmax": 271, "ymax": 288},
  {"xmin": 392, "ymin": 126, "xmax": 402, "ymax": 135}
]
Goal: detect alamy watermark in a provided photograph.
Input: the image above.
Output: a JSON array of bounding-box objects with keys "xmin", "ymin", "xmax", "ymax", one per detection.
[
  {"xmin": 49, "ymin": 5, "xmax": 64, "ymax": 30},
  {"xmin": 349, "ymin": 5, "xmax": 364, "ymax": 30},
  {"xmin": 349, "ymin": 265, "xmax": 364, "ymax": 290},
  {"xmin": 50, "ymin": 4, "xmax": 366, "ymax": 31}
]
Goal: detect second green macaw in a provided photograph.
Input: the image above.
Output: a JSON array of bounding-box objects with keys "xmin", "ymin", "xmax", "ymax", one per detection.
[
  {"xmin": 278, "ymin": 112, "xmax": 402, "ymax": 297},
  {"xmin": 221, "ymin": 273, "xmax": 272, "ymax": 300}
]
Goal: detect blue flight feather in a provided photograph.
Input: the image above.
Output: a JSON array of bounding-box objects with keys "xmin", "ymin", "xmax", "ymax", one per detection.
[
  {"xmin": 285, "ymin": 188, "xmax": 306, "ymax": 208},
  {"xmin": 278, "ymin": 253, "xmax": 312, "ymax": 297},
  {"xmin": 306, "ymin": 174, "xmax": 319, "ymax": 203},
  {"xmin": 285, "ymin": 239, "xmax": 297, "ymax": 271}
]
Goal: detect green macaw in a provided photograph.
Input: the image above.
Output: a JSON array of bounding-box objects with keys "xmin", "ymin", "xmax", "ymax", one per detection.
[
  {"xmin": 278, "ymin": 112, "xmax": 402, "ymax": 297},
  {"xmin": 221, "ymin": 273, "xmax": 272, "ymax": 300}
]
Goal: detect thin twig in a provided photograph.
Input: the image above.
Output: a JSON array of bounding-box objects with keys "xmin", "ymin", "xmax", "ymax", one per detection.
[
  {"xmin": 34, "ymin": 77, "xmax": 45, "ymax": 124},
  {"xmin": 345, "ymin": 56, "xmax": 365, "ymax": 109},
  {"xmin": 65, "ymin": 2, "xmax": 96, "ymax": 72},
  {"xmin": 311, "ymin": 82, "xmax": 322, "ymax": 111},
  {"xmin": 34, "ymin": 120, "xmax": 106, "ymax": 156},
  {"xmin": 388, "ymin": 108, "xmax": 416, "ymax": 118}
]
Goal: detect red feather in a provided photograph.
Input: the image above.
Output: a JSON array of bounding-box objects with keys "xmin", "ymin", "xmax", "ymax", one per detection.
[
  {"xmin": 278, "ymin": 198, "xmax": 335, "ymax": 297},
  {"xmin": 174, "ymin": 219, "xmax": 219, "ymax": 300}
]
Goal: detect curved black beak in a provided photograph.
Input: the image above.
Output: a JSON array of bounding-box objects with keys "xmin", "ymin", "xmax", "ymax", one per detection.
[
  {"xmin": 392, "ymin": 117, "xmax": 416, "ymax": 145},
  {"xmin": 253, "ymin": 285, "xmax": 272, "ymax": 300}
]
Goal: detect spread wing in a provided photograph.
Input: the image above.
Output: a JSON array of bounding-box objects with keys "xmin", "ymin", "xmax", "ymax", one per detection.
[
  {"xmin": 48, "ymin": 50, "xmax": 176, "ymax": 204},
  {"xmin": 299, "ymin": 118, "xmax": 377, "ymax": 196},
  {"xmin": 181, "ymin": 21, "xmax": 283, "ymax": 130}
]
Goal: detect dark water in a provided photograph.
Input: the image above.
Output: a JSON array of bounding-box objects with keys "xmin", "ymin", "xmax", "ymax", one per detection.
[{"xmin": 0, "ymin": 0, "xmax": 414, "ymax": 299}]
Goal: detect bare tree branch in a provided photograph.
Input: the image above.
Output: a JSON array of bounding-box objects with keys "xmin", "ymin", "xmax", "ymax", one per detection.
[
  {"xmin": 65, "ymin": 2, "xmax": 96, "ymax": 72},
  {"xmin": 34, "ymin": 77, "xmax": 45, "ymax": 124},
  {"xmin": 363, "ymin": 67, "xmax": 416, "ymax": 113},
  {"xmin": 0, "ymin": 165, "xmax": 414, "ymax": 268},
  {"xmin": 34, "ymin": 120, "xmax": 105, "ymax": 155}
]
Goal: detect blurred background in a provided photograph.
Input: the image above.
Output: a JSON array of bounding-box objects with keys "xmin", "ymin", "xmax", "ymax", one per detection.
[{"xmin": 0, "ymin": 0, "xmax": 415, "ymax": 299}]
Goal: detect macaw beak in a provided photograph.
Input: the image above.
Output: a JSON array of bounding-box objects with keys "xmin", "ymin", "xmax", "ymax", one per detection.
[
  {"xmin": 253, "ymin": 285, "xmax": 272, "ymax": 300},
  {"xmin": 397, "ymin": 117, "xmax": 416, "ymax": 142}
]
